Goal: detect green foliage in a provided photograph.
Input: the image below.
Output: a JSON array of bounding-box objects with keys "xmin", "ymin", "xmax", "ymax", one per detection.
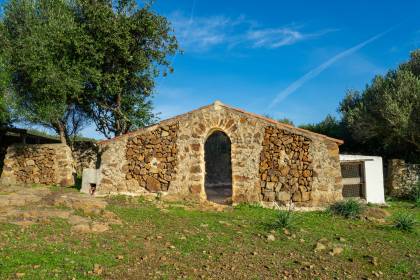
[
  {"xmin": 2, "ymin": 0, "xmax": 90, "ymax": 143},
  {"xmin": 409, "ymin": 182, "xmax": 420, "ymax": 207},
  {"xmin": 392, "ymin": 213, "xmax": 416, "ymax": 232},
  {"xmin": 0, "ymin": 23, "xmax": 11, "ymax": 128},
  {"xmin": 1, "ymin": 0, "xmax": 178, "ymax": 141},
  {"xmin": 301, "ymin": 50, "xmax": 420, "ymax": 163},
  {"xmin": 273, "ymin": 209, "xmax": 295, "ymax": 229},
  {"xmin": 263, "ymin": 114, "xmax": 295, "ymax": 126},
  {"xmin": 328, "ymin": 199, "xmax": 364, "ymax": 219},
  {"xmin": 74, "ymin": 0, "xmax": 178, "ymax": 138},
  {"xmin": 277, "ymin": 117, "xmax": 294, "ymax": 126},
  {"xmin": 299, "ymin": 114, "xmax": 345, "ymax": 139},
  {"xmin": 339, "ymin": 50, "xmax": 420, "ymax": 162},
  {"xmin": 234, "ymin": 202, "xmax": 264, "ymax": 210},
  {"xmin": 0, "ymin": 189, "xmax": 419, "ymax": 279}
]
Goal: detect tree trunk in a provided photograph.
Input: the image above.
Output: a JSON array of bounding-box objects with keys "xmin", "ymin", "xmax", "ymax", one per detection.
[
  {"xmin": 115, "ymin": 92, "xmax": 122, "ymax": 137},
  {"xmin": 57, "ymin": 122, "xmax": 67, "ymax": 145}
]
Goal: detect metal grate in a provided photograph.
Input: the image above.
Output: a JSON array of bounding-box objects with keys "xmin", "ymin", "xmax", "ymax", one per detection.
[
  {"xmin": 342, "ymin": 184, "xmax": 363, "ymax": 198},
  {"xmin": 341, "ymin": 163, "xmax": 362, "ymax": 178},
  {"xmin": 341, "ymin": 162, "xmax": 365, "ymax": 199}
]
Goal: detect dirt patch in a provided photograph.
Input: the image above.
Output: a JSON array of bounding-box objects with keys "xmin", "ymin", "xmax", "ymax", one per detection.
[
  {"xmin": 0, "ymin": 184, "xmax": 119, "ymax": 232},
  {"xmin": 361, "ymin": 207, "xmax": 391, "ymax": 223}
]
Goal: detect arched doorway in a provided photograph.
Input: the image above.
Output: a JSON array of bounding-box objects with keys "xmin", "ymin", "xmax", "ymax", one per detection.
[{"xmin": 204, "ymin": 131, "xmax": 232, "ymax": 204}]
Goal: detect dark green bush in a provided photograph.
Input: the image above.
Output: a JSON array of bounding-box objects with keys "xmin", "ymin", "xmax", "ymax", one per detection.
[
  {"xmin": 328, "ymin": 199, "xmax": 364, "ymax": 219},
  {"xmin": 392, "ymin": 213, "xmax": 416, "ymax": 232}
]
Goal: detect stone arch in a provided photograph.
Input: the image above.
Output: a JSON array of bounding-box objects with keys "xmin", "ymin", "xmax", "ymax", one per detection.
[{"xmin": 204, "ymin": 130, "xmax": 232, "ymax": 204}]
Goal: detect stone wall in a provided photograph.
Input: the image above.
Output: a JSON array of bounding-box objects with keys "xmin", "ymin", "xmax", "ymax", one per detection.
[
  {"xmin": 124, "ymin": 123, "xmax": 178, "ymax": 192},
  {"xmin": 386, "ymin": 159, "xmax": 420, "ymax": 198},
  {"xmin": 309, "ymin": 140, "xmax": 343, "ymax": 206},
  {"xmin": 259, "ymin": 126, "xmax": 313, "ymax": 204},
  {"xmin": 96, "ymin": 102, "xmax": 343, "ymax": 207},
  {"xmin": 0, "ymin": 144, "xmax": 75, "ymax": 186},
  {"xmin": 71, "ymin": 141, "xmax": 99, "ymax": 175}
]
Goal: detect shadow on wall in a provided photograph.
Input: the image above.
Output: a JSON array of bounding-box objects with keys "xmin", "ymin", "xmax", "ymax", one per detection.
[{"xmin": 71, "ymin": 141, "xmax": 100, "ymax": 176}]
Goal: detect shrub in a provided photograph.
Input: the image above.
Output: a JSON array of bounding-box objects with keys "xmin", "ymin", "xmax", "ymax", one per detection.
[
  {"xmin": 409, "ymin": 182, "xmax": 420, "ymax": 207},
  {"xmin": 392, "ymin": 213, "xmax": 416, "ymax": 232},
  {"xmin": 328, "ymin": 199, "xmax": 364, "ymax": 219},
  {"xmin": 273, "ymin": 210, "xmax": 295, "ymax": 229}
]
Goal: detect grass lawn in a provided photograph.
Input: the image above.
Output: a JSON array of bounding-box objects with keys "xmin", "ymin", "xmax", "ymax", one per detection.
[{"xmin": 0, "ymin": 189, "xmax": 419, "ymax": 279}]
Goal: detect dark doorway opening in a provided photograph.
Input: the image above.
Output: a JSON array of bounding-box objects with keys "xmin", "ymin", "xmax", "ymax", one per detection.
[{"xmin": 204, "ymin": 131, "xmax": 232, "ymax": 204}]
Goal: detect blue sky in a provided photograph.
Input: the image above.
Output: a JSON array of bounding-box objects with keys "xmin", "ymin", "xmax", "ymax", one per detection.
[
  {"xmin": 3, "ymin": 0, "xmax": 420, "ymax": 139},
  {"xmin": 148, "ymin": 0, "xmax": 419, "ymax": 131}
]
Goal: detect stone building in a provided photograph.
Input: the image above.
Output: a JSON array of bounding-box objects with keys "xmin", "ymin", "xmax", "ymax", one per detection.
[{"xmin": 92, "ymin": 101, "xmax": 344, "ymax": 207}]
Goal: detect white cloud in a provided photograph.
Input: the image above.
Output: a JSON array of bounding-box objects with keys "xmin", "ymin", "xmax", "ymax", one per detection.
[{"xmin": 170, "ymin": 12, "xmax": 334, "ymax": 52}]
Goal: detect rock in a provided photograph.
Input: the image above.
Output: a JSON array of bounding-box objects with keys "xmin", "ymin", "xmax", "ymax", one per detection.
[
  {"xmin": 54, "ymin": 194, "xmax": 107, "ymax": 215},
  {"xmin": 93, "ymin": 264, "xmax": 103, "ymax": 275},
  {"xmin": 330, "ymin": 246, "xmax": 344, "ymax": 256},
  {"xmin": 276, "ymin": 191, "xmax": 291, "ymax": 201},
  {"xmin": 145, "ymin": 175, "xmax": 161, "ymax": 192},
  {"xmin": 363, "ymin": 255, "xmax": 378, "ymax": 266},
  {"xmin": 302, "ymin": 170, "xmax": 311, "ymax": 177},
  {"xmin": 362, "ymin": 207, "xmax": 390, "ymax": 221},
  {"xmin": 314, "ymin": 242, "xmax": 327, "ymax": 252},
  {"xmin": 279, "ymin": 166, "xmax": 290, "ymax": 176},
  {"xmin": 102, "ymin": 210, "xmax": 118, "ymax": 220},
  {"xmin": 266, "ymin": 234, "xmax": 276, "ymax": 241},
  {"xmin": 68, "ymin": 215, "xmax": 91, "ymax": 225},
  {"xmin": 301, "ymin": 191, "xmax": 310, "ymax": 202},
  {"xmin": 71, "ymin": 223, "xmax": 91, "ymax": 233},
  {"xmin": 116, "ymin": 255, "xmax": 124, "ymax": 260},
  {"xmin": 283, "ymin": 228, "xmax": 291, "ymax": 236},
  {"xmin": 292, "ymin": 191, "xmax": 302, "ymax": 202},
  {"xmin": 263, "ymin": 191, "xmax": 275, "ymax": 202},
  {"xmin": 91, "ymin": 222, "xmax": 110, "ymax": 233},
  {"xmin": 16, "ymin": 272, "xmax": 25, "ymax": 278},
  {"xmin": 11, "ymin": 220, "xmax": 36, "ymax": 227}
]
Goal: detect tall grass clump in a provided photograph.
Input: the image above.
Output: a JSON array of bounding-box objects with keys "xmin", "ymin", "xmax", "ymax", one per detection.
[
  {"xmin": 410, "ymin": 182, "xmax": 420, "ymax": 208},
  {"xmin": 392, "ymin": 213, "xmax": 416, "ymax": 232},
  {"xmin": 328, "ymin": 199, "xmax": 364, "ymax": 219},
  {"xmin": 274, "ymin": 210, "xmax": 295, "ymax": 229}
]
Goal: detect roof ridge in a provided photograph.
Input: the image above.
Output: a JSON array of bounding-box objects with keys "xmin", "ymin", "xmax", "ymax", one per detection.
[
  {"xmin": 99, "ymin": 101, "xmax": 343, "ymax": 145},
  {"xmin": 219, "ymin": 103, "xmax": 344, "ymax": 144}
]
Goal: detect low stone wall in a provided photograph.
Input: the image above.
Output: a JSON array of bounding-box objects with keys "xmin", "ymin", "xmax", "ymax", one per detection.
[
  {"xmin": 386, "ymin": 159, "xmax": 420, "ymax": 198},
  {"xmin": 71, "ymin": 141, "xmax": 99, "ymax": 175},
  {"xmin": 0, "ymin": 144, "xmax": 75, "ymax": 186}
]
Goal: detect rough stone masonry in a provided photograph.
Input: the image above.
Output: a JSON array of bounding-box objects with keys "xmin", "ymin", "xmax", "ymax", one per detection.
[
  {"xmin": 95, "ymin": 101, "xmax": 343, "ymax": 207},
  {"xmin": 0, "ymin": 144, "xmax": 75, "ymax": 186}
]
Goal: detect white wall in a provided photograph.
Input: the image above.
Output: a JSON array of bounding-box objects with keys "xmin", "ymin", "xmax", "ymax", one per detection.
[{"xmin": 339, "ymin": 154, "xmax": 385, "ymax": 204}]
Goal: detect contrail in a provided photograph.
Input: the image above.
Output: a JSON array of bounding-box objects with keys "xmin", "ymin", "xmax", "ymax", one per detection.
[{"xmin": 268, "ymin": 28, "xmax": 394, "ymax": 109}]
